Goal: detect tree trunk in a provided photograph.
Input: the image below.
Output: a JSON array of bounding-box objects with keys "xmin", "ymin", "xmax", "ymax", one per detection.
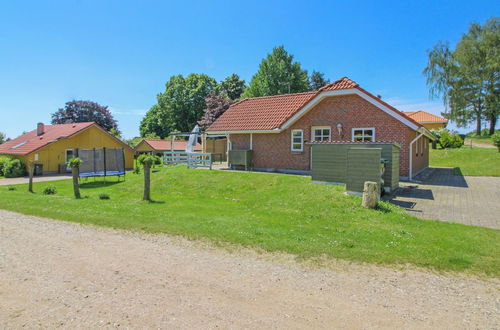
[
  {"xmin": 72, "ymin": 167, "xmax": 81, "ymax": 199},
  {"xmin": 489, "ymin": 115, "xmax": 497, "ymax": 135},
  {"xmin": 28, "ymin": 162, "xmax": 34, "ymax": 193},
  {"xmin": 476, "ymin": 115, "xmax": 482, "ymax": 136},
  {"xmin": 143, "ymin": 164, "xmax": 151, "ymax": 201}
]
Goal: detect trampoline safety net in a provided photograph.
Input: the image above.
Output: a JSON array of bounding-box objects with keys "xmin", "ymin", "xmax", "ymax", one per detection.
[{"xmin": 76, "ymin": 148, "xmax": 125, "ymax": 178}]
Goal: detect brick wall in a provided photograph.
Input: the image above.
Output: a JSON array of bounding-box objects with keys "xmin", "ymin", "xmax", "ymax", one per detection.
[{"xmin": 230, "ymin": 94, "xmax": 424, "ymax": 176}]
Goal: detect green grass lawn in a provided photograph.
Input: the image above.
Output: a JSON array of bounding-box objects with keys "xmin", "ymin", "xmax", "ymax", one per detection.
[
  {"xmin": 0, "ymin": 166, "xmax": 498, "ymax": 277},
  {"xmin": 466, "ymin": 136, "xmax": 494, "ymax": 146},
  {"xmin": 430, "ymin": 147, "xmax": 500, "ymax": 176}
]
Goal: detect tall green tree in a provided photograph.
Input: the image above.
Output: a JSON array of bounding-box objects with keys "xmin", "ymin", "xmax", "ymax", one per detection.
[
  {"xmin": 140, "ymin": 74, "xmax": 216, "ymax": 137},
  {"xmin": 243, "ymin": 46, "xmax": 309, "ymax": 98},
  {"xmin": 423, "ymin": 17, "xmax": 499, "ymax": 135},
  {"xmin": 309, "ymin": 70, "xmax": 330, "ymax": 90},
  {"xmin": 0, "ymin": 132, "xmax": 6, "ymax": 144},
  {"xmin": 217, "ymin": 74, "xmax": 246, "ymax": 101}
]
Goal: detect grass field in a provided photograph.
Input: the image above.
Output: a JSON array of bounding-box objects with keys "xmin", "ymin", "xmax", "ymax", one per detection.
[
  {"xmin": 430, "ymin": 147, "xmax": 500, "ymax": 176},
  {"xmin": 1, "ymin": 166, "xmax": 498, "ymax": 277},
  {"xmin": 465, "ymin": 135, "xmax": 495, "ymax": 146}
]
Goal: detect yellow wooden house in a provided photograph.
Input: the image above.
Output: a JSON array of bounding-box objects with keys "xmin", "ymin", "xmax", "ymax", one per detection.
[{"xmin": 0, "ymin": 122, "xmax": 135, "ymax": 174}]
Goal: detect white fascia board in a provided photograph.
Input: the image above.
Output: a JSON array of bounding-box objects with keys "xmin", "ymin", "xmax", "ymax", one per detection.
[
  {"xmin": 418, "ymin": 127, "xmax": 437, "ymax": 140},
  {"xmin": 280, "ymin": 89, "xmax": 420, "ymax": 131},
  {"xmin": 206, "ymin": 129, "xmax": 281, "ymax": 135}
]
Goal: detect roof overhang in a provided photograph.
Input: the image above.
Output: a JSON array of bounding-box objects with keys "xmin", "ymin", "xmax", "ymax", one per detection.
[
  {"xmin": 206, "ymin": 129, "xmax": 281, "ymax": 135},
  {"xmin": 417, "ymin": 127, "xmax": 438, "ymax": 140},
  {"xmin": 419, "ymin": 121, "xmax": 448, "ymax": 124}
]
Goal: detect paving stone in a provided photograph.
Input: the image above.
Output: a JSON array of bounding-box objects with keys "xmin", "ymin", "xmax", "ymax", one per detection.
[{"xmin": 390, "ymin": 168, "xmax": 500, "ymax": 229}]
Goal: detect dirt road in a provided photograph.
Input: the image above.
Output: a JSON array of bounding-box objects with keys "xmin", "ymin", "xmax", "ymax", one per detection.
[{"xmin": 0, "ymin": 210, "xmax": 498, "ymax": 329}]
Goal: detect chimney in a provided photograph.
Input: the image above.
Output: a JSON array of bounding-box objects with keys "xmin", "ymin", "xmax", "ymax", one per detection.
[{"xmin": 37, "ymin": 122, "xmax": 45, "ymax": 136}]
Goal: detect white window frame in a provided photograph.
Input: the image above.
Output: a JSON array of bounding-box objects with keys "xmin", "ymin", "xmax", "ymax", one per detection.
[
  {"xmin": 291, "ymin": 129, "xmax": 304, "ymax": 152},
  {"xmin": 65, "ymin": 149, "xmax": 74, "ymax": 162},
  {"xmin": 352, "ymin": 127, "xmax": 375, "ymax": 142},
  {"xmin": 311, "ymin": 126, "xmax": 331, "ymax": 141}
]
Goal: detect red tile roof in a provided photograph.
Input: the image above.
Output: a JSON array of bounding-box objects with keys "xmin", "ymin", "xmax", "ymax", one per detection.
[
  {"xmin": 0, "ymin": 122, "xmax": 95, "ymax": 155},
  {"xmin": 318, "ymin": 77, "xmax": 359, "ymax": 91},
  {"xmin": 403, "ymin": 110, "xmax": 448, "ymax": 123},
  {"xmin": 208, "ymin": 91, "xmax": 318, "ymax": 131},
  {"xmin": 141, "ymin": 139, "xmax": 202, "ymax": 151},
  {"xmin": 207, "ymin": 77, "xmax": 422, "ymax": 132}
]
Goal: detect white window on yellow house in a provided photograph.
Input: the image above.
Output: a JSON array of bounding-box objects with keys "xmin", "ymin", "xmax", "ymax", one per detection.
[
  {"xmin": 291, "ymin": 129, "xmax": 304, "ymax": 152},
  {"xmin": 65, "ymin": 149, "xmax": 74, "ymax": 162},
  {"xmin": 311, "ymin": 126, "xmax": 331, "ymax": 141},
  {"xmin": 34, "ymin": 154, "xmax": 39, "ymax": 161},
  {"xmin": 352, "ymin": 128, "xmax": 375, "ymax": 142}
]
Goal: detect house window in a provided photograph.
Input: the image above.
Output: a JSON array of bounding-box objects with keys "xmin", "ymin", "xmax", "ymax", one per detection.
[
  {"xmin": 311, "ymin": 126, "xmax": 331, "ymax": 141},
  {"xmin": 291, "ymin": 129, "xmax": 304, "ymax": 152},
  {"xmin": 65, "ymin": 149, "xmax": 74, "ymax": 162},
  {"xmin": 352, "ymin": 128, "xmax": 375, "ymax": 142}
]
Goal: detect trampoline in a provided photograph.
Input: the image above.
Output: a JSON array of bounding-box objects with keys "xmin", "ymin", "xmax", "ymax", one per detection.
[{"xmin": 75, "ymin": 148, "xmax": 126, "ymax": 181}]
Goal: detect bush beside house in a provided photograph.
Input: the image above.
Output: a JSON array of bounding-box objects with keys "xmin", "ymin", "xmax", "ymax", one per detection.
[
  {"xmin": 1, "ymin": 157, "xmax": 25, "ymax": 178},
  {"xmin": 431, "ymin": 129, "xmax": 464, "ymax": 149},
  {"xmin": 0, "ymin": 156, "xmax": 11, "ymax": 176}
]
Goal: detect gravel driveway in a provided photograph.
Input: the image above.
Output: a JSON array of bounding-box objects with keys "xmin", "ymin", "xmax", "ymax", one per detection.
[{"xmin": 0, "ymin": 210, "xmax": 498, "ymax": 329}]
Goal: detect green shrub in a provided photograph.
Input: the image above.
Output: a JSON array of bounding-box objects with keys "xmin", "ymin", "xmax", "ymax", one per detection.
[
  {"xmin": 68, "ymin": 157, "xmax": 83, "ymax": 168},
  {"xmin": 491, "ymin": 132, "xmax": 500, "ymax": 152},
  {"xmin": 99, "ymin": 193, "xmax": 110, "ymax": 200},
  {"xmin": 439, "ymin": 130, "xmax": 463, "ymax": 149},
  {"xmin": 43, "ymin": 186, "xmax": 57, "ymax": 195},
  {"xmin": 7, "ymin": 186, "xmax": 16, "ymax": 191},
  {"xmin": 480, "ymin": 128, "xmax": 490, "ymax": 137},
  {"xmin": 3, "ymin": 159, "xmax": 25, "ymax": 178},
  {"xmin": 0, "ymin": 156, "xmax": 12, "ymax": 176}
]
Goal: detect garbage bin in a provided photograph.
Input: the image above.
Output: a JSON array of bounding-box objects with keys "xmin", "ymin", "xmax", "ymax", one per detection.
[{"xmin": 34, "ymin": 164, "xmax": 43, "ymax": 176}]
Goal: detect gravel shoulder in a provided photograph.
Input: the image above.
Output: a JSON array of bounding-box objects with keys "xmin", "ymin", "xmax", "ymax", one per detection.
[{"xmin": 0, "ymin": 210, "xmax": 499, "ymax": 329}]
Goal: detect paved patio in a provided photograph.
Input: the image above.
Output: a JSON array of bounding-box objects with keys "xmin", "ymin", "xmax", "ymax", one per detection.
[
  {"xmin": 0, "ymin": 174, "xmax": 71, "ymax": 186},
  {"xmin": 390, "ymin": 168, "xmax": 500, "ymax": 229}
]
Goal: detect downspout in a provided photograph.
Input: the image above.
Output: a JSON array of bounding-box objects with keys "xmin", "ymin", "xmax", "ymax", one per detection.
[
  {"xmin": 226, "ymin": 133, "xmax": 231, "ymax": 152},
  {"xmin": 249, "ymin": 133, "xmax": 253, "ymax": 150},
  {"xmin": 409, "ymin": 133, "xmax": 424, "ymax": 181}
]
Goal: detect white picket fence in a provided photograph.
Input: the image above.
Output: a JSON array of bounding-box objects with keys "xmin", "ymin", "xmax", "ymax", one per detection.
[{"xmin": 163, "ymin": 152, "xmax": 212, "ymax": 170}]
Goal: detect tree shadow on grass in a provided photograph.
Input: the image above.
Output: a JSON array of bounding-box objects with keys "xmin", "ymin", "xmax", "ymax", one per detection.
[
  {"xmin": 146, "ymin": 200, "xmax": 165, "ymax": 204},
  {"xmin": 79, "ymin": 181, "xmax": 122, "ymax": 189}
]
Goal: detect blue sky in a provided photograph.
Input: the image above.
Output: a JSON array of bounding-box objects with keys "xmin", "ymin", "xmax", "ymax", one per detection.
[{"xmin": 0, "ymin": 0, "xmax": 498, "ymax": 139}]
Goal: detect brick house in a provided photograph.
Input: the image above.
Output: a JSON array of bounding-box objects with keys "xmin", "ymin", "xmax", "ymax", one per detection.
[{"xmin": 207, "ymin": 77, "xmax": 435, "ymax": 179}]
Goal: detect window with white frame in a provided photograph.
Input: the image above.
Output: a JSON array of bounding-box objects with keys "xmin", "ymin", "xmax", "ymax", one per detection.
[
  {"xmin": 291, "ymin": 129, "xmax": 304, "ymax": 152},
  {"xmin": 311, "ymin": 126, "xmax": 331, "ymax": 141},
  {"xmin": 352, "ymin": 128, "xmax": 375, "ymax": 142}
]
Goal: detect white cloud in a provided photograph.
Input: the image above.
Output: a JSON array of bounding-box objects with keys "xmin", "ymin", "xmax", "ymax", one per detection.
[{"xmin": 109, "ymin": 107, "xmax": 147, "ymax": 116}]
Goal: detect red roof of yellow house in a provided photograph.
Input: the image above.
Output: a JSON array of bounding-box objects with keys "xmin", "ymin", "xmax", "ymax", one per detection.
[
  {"xmin": 0, "ymin": 122, "xmax": 95, "ymax": 155},
  {"xmin": 141, "ymin": 139, "xmax": 202, "ymax": 151},
  {"xmin": 403, "ymin": 110, "xmax": 448, "ymax": 123},
  {"xmin": 207, "ymin": 77, "xmax": 422, "ymax": 132}
]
